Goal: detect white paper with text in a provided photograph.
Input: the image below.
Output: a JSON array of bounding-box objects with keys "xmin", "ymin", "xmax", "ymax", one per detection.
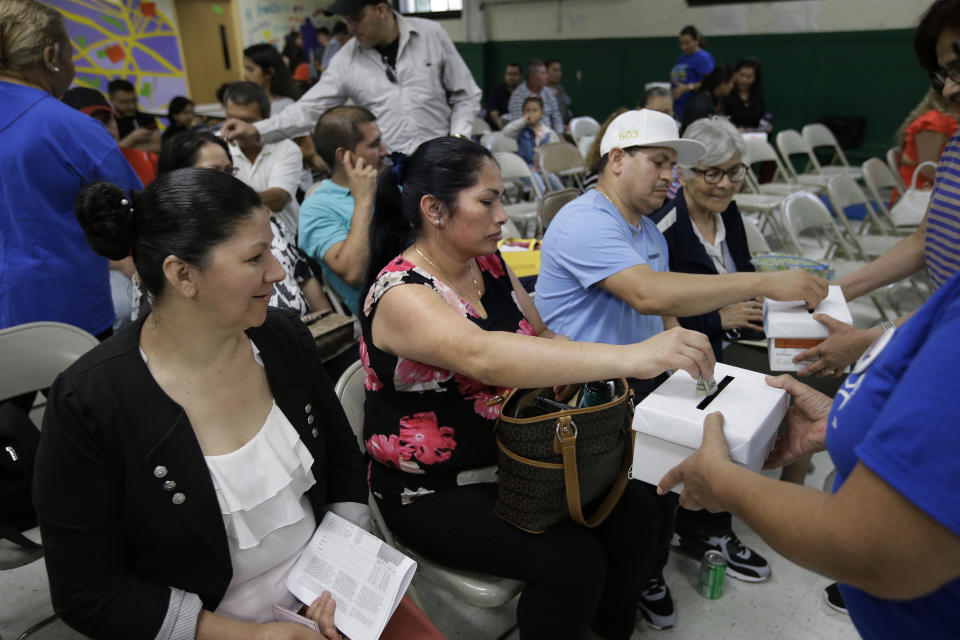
[{"xmin": 286, "ymin": 511, "xmax": 416, "ymax": 640}]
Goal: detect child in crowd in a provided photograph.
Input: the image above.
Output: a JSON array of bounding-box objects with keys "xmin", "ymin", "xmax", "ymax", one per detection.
[{"xmin": 503, "ymin": 96, "xmax": 563, "ymax": 192}]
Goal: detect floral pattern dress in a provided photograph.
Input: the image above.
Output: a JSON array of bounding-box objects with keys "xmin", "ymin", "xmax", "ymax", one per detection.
[{"xmin": 361, "ymin": 251, "xmax": 535, "ymax": 505}]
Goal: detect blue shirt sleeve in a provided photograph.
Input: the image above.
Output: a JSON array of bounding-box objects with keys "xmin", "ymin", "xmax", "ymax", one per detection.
[
  {"xmin": 692, "ymin": 50, "xmax": 715, "ymax": 80},
  {"xmin": 549, "ymin": 208, "xmax": 648, "ymax": 289},
  {"xmin": 854, "ymin": 310, "xmax": 960, "ymax": 537},
  {"xmin": 298, "ymin": 194, "xmax": 351, "ymax": 263}
]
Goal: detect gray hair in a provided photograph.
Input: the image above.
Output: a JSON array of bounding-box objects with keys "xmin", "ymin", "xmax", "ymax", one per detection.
[
  {"xmin": 222, "ymin": 81, "xmax": 271, "ymax": 121},
  {"xmin": 0, "ymin": 0, "xmax": 67, "ymax": 72},
  {"xmin": 641, "ymin": 84, "xmax": 671, "ymax": 105},
  {"xmin": 525, "ymin": 58, "xmax": 545, "ymax": 78},
  {"xmin": 678, "ymin": 116, "xmax": 746, "ymax": 178}
]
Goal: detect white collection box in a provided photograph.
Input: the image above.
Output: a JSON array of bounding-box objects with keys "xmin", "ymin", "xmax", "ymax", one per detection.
[
  {"xmin": 763, "ymin": 285, "xmax": 853, "ymax": 372},
  {"xmin": 630, "ymin": 363, "xmax": 789, "ymax": 493}
]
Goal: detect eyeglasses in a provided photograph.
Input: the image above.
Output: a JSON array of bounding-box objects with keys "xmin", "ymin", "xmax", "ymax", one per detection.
[
  {"xmin": 931, "ymin": 66, "xmax": 960, "ymax": 90},
  {"xmin": 382, "ymin": 54, "xmax": 397, "ymax": 83},
  {"xmin": 690, "ymin": 164, "xmax": 746, "ymax": 184}
]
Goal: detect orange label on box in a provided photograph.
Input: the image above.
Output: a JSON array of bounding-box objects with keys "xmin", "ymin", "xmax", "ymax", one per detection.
[{"xmin": 773, "ymin": 338, "xmax": 823, "ymax": 349}]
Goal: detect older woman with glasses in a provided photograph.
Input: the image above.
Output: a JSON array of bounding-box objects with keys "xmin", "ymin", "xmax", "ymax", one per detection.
[
  {"xmin": 650, "ymin": 115, "xmax": 776, "ymax": 584},
  {"xmin": 653, "ymin": 116, "xmax": 757, "ymax": 362}
]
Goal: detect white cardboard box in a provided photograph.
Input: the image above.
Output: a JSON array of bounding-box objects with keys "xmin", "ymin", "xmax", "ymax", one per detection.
[
  {"xmin": 631, "ymin": 363, "xmax": 789, "ymax": 493},
  {"xmin": 763, "ymin": 285, "xmax": 853, "ymax": 371}
]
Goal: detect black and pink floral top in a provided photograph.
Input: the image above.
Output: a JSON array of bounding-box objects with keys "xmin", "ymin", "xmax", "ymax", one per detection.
[{"xmin": 360, "ymin": 251, "xmax": 535, "ymax": 505}]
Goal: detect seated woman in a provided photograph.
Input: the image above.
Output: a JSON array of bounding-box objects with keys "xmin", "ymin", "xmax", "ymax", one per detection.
[
  {"xmin": 650, "ymin": 115, "xmax": 772, "ymax": 581},
  {"xmin": 680, "ymin": 63, "xmax": 734, "ymax": 135},
  {"xmin": 653, "ymin": 116, "xmax": 762, "ymax": 361},
  {"xmin": 894, "ymin": 88, "xmax": 959, "ymax": 194},
  {"xmin": 161, "ymin": 96, "xmax": 196, "ymax": 144},
  {"xmin": 723, "ymin": 58, "xmax": 770, "ymax": 132},
  {"xmin": 663, "ymin": 270, "xmax": 960, "ymax": 639},
  {"xmin": 156, "ymin": 131, "xmax": 331, "ymax": 317},
  {"xmin": 360, "ymin": 136, "xmax": 717, "ymax": 640},
  {"xmin": 34, "ymin": 168, "xmax": 366, "ymax": 639}
]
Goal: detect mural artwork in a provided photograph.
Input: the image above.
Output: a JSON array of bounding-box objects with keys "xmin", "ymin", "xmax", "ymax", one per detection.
[{"xmin": 47, "ymin": 0, "xmax": 187, "ymax": 114}]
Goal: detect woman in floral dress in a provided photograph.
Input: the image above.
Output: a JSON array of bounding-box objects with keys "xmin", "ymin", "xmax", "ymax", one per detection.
[{"xmin": 359, "ymin": 137, "xmax": 715, "ymax": 640}]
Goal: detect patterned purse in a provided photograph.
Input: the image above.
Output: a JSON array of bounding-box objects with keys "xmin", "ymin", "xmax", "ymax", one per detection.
[{"xmin": 491, "ymin": 379, "xmax": 635, "ymax": 533}]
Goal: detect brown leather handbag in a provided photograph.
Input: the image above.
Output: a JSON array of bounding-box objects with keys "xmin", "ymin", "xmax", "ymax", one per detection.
[{"xmin": 491, "ymin": 379, "xmax": 635, "ymax": 533}]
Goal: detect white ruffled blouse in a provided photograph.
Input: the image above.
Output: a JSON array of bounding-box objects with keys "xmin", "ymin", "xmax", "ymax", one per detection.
[{"xmin": 202, "ymin": 343, "xmax": 318, "ymax": 622}]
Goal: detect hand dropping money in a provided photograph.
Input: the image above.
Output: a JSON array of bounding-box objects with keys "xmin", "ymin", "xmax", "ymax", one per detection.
[{"xmin": 696, "ymin": 376, "xmax": 718, "ymax": 396}]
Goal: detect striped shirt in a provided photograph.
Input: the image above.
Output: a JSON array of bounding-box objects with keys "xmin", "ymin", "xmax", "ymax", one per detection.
[{"xmin": 927, "ymin": 130, "xmax": 960, "ymax": 289}]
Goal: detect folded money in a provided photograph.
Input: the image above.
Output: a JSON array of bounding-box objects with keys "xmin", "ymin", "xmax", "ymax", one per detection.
[{"xmin": 696, "ymin": 377, "xmax": 718, "ymax": 396}]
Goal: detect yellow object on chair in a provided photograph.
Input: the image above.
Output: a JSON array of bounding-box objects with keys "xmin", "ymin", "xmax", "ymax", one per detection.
[{"xmin": 497, "ymin": 238, "xmax": 541, "ymax": 277}]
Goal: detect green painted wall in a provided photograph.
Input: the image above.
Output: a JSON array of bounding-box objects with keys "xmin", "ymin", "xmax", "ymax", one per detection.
[{"xmin": 461, "ymin": 29, "xmax": 931, "ymax": 160}]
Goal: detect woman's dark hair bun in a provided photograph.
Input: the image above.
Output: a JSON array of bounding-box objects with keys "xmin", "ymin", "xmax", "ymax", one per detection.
[{"xmin": 74, "ymin": 181, "xmax": 136, "ymax": 261}]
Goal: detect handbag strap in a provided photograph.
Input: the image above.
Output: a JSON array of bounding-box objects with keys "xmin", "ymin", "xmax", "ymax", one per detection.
[
  {"xmin": 910, "ymin": 161, "xmax": 938, "ymax": 188},
  {"xmin": 555, "ymin": 415, "xmax": 634, "ymax": 528}
]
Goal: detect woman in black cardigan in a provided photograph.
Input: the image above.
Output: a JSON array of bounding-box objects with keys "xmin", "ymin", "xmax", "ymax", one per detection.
[
  {"xmin": 650, "ymin": 115, "xmax": 772, "ymax": 584},
  {"xmin": 34, "ymin": 168, "xmax": 366, "ymax": 640},
  {"xmin": 653, "ymin": 116, "xmax": 762, "ymax": 362}
]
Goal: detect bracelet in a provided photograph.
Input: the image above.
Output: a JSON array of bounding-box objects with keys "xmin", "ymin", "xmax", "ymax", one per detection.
[{"xmin": 880, "ymin": 320, "xmax": 895, "ymax": 331}]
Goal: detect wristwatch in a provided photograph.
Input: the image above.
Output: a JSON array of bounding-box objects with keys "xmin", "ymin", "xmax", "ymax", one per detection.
[{"xmin": 880, "ymin": 320, "xmax": 896, "ymax": 331}]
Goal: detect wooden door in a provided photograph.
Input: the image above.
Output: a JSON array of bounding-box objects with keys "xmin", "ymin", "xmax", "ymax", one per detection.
[{"xmin": 174, "ymin": 0, "xmax": 243, "ymax": 104}]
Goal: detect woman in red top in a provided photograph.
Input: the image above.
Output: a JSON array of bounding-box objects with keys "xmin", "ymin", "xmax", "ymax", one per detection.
[{"xmin": 895, "ymin": 88, "xmax": 959, "ymax": 192}]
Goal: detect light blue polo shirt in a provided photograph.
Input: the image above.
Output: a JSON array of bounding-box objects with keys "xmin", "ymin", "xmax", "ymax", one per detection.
[
  {"xmin": 535, "ymin": 189, "xmax": 669, "ymax": 345},
  {"xmin": 298, "ymin": 180, "xmax": 361, "ymax": 315}
]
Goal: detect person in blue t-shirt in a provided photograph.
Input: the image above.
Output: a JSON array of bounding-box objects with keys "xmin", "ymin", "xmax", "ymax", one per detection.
[
  {"xmin": 0, "ymin": 0, "xmax": 142, "ymax": 338},
  {"xmin": 661, "ymin": 270, "xmax": 960, "ymax": 640},
  {"xmin": 670, "ymin": 25, "xmax": 715, "ymax": 121},
  {"xmin": 299, "ymin": 105, "xmax": 387, "ymax": 315}
]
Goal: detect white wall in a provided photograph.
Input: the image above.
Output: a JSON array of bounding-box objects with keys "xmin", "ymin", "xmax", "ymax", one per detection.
[{"xmin": 445, "ymin": 0, "xmax": 933, "ymax": 42}]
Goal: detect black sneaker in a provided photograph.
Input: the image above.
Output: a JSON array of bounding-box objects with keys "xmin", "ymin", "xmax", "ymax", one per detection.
[
  {"xmin": 824, "ymin": 583, "xmax": 848, "ymax": 615},
  {"xmin": 671, "ymin": 530, "xmax": 772, "ymax": 582},
  {"xmin": 637, "ymin": 575, "xmax": 676, "ymax": 630}
]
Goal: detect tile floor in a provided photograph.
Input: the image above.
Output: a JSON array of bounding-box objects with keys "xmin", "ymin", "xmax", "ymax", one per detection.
[{"xmin": 1, "ymin": 451, "xmax": 860, "ymax": 640}]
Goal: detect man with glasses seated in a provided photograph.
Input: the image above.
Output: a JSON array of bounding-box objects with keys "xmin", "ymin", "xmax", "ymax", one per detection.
[
  {"xmin": 220, "ymin": 0, "xmax": 481, "ymax": 155},
  {"xmin": 535, "ymin": 109, "xmax": 827, "ymax": 630}
]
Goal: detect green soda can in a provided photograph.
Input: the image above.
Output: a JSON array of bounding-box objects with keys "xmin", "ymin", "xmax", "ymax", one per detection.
[{"xmin": 698, "ymin": 550, "xmax": 726, "ymax": 599}]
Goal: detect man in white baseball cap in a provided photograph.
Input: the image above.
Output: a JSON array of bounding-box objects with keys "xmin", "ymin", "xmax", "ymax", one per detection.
[{"xmin": 535, "ymin": 108, "xmax": 828, "ymax": 630}]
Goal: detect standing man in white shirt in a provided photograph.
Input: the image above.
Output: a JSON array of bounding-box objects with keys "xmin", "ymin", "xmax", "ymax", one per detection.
[
  {"xmin": 222, "ymin": 81, "xmax": 303, "ymax": 236},
  {"xmin": 221, "ymin": 0, "xmax": 481, "ymax": 154}
]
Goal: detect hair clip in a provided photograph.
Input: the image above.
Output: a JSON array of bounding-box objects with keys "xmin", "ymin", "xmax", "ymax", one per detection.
[{"xmin": 389, "ymin": 151, "xmax": 407, "ymax": 186}]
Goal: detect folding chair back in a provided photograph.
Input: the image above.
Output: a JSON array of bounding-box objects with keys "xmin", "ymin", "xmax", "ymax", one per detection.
[
  {"xmin": 568, "ymin": 116, "xmax": 600, "ymax": 143},
  {"xmin": 885, "ymin": 147, "xmax": 907, "ymax": 192},
  {"xmin": 495, "ymin": 151, "xmax": 542, "ymax": 197},
  {"xmin": 782, "ymin": 191, "xmax": 853, "ymax": 260},
  {"xmin": 777, "ymin": 129, "xmax": 823, "ymax": 177},
  {"xmin": 577, "ymin": 135, "xmax": 595, "ymax": 159},
  {"xmin": 802, "ymin": 123, "xmax": 852, "ymax": 169},
  {"xmin": 495, "ymin": 151, "xmax": 542, "ymax": 235},
  {"xmin": 538, "ymin": 142, "xmax": 586, "ymax": 189},
  {"xmin": 862, "ymin": 157, "xmax": 899, "ymax": 214},
  {"xmin": 742, "ymin": 217, "xmax": 771, "ymax": 256},
  {"xmin": 537, "ymin": 188, "xmax": 579, "ymax": 231},
  {"xmin": 742, "ymin": 138, "xmax": 809, "ymax": 193},
  {"xmin": 481, "ymin": 131, "xmax": 518, "ymax": 154},
  {"xmin": 471, "ymin": 117, "xmax": 492, "ymax": 137}
]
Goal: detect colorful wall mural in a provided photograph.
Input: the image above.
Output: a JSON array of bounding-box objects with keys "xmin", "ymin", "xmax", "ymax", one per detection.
[{"xmin": 46, "ymin": 0, "xmax": 188, "ymax": 113}]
